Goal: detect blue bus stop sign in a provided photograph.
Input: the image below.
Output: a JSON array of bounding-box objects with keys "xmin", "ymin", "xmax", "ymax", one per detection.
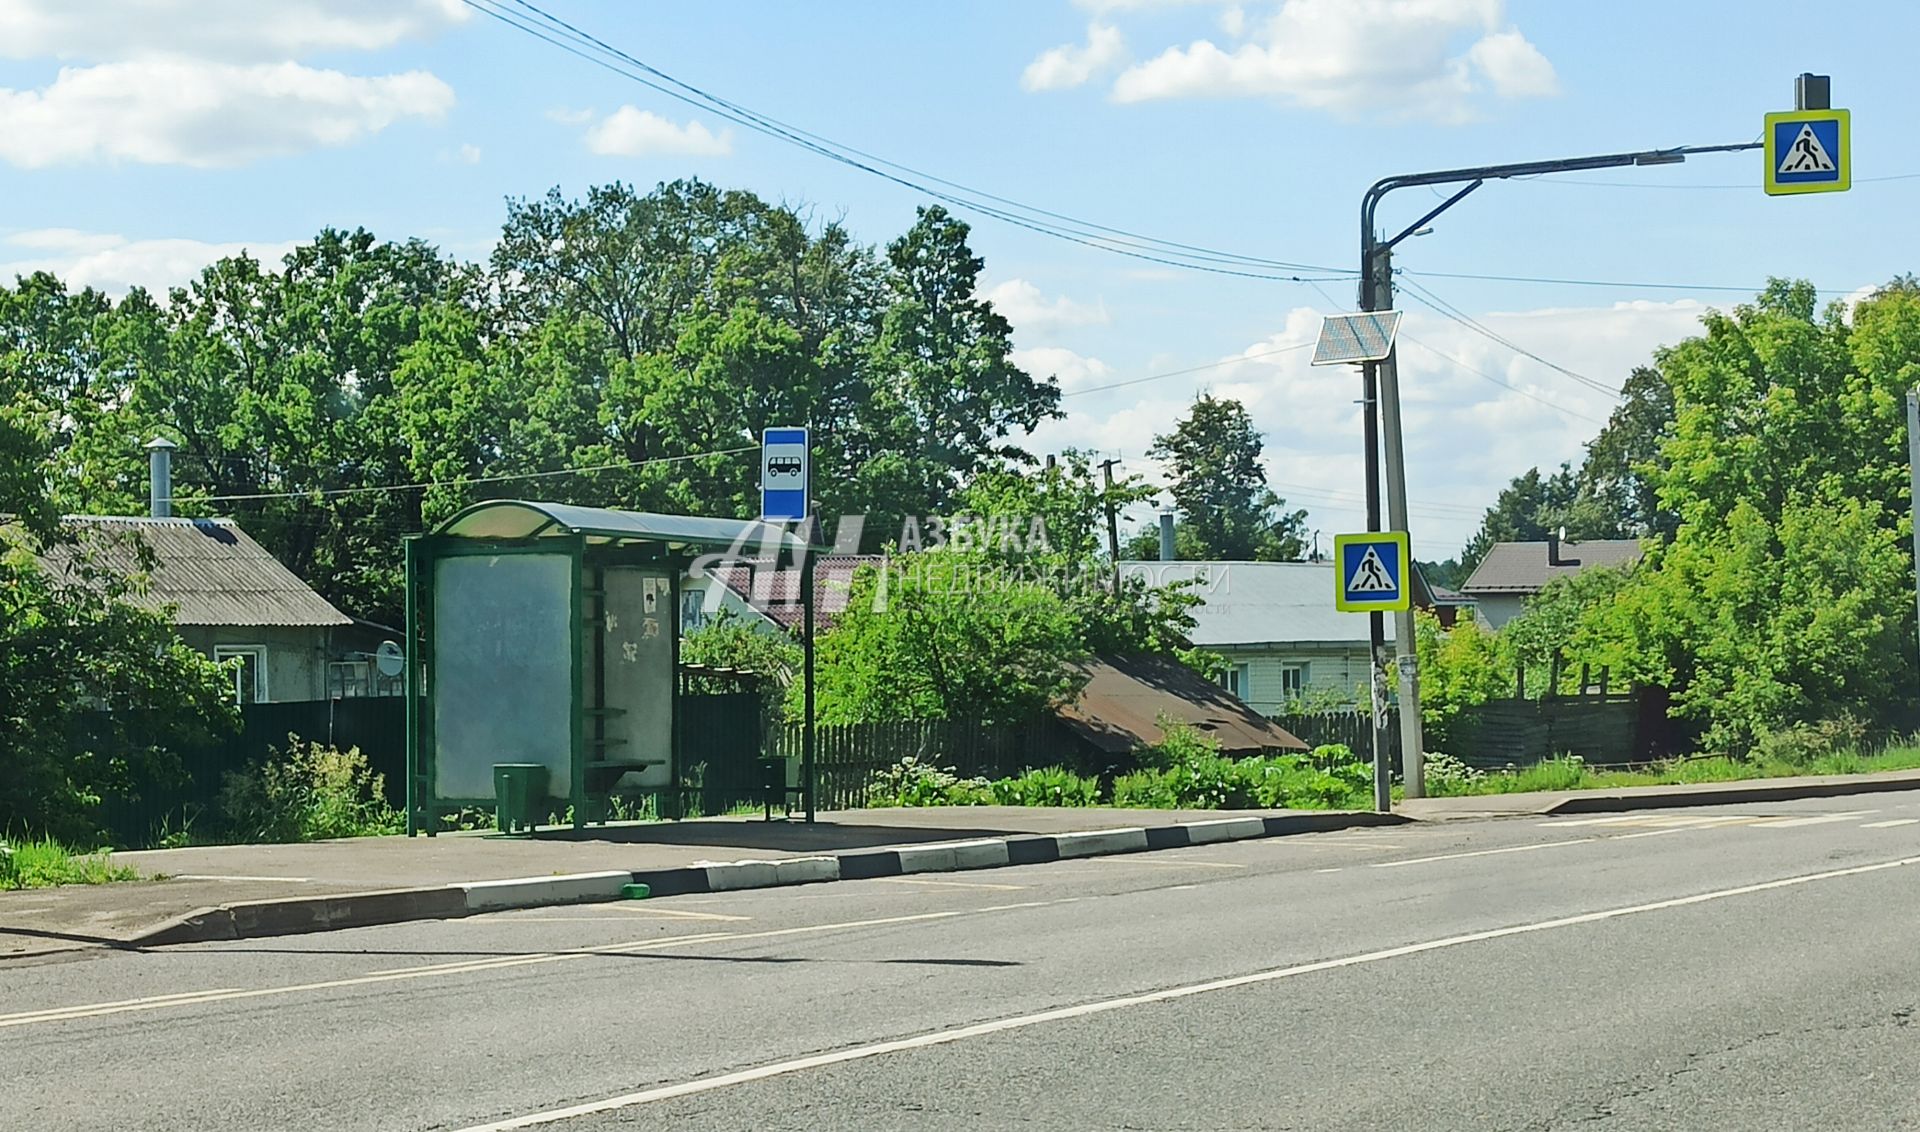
[{"xmin": 761, "ymin": 427, "xmax": 809, "ymax": 522}]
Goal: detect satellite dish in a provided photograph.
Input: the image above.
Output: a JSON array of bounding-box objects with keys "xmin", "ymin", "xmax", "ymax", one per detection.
[{"xmin": 375, "ymin": 640, "xmax": 404, "ymax": 678}]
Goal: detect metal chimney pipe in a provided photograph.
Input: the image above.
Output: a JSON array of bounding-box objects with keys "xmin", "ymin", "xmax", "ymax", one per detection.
[
  {"xmin": 1158, "ymin": 508, "xmax": 1176, "ymax": 562},
  {"xmin": 145, "ymin": 436, "xmax": 176, "ymax": 518}
]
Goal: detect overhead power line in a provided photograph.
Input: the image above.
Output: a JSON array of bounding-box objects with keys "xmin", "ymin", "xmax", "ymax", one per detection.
[
  {"xmin": 1058, "ymin": 343, "xmax": 1312, "ymax": 398},
  {"xmin": 1398, "ymin": 335, "xmax": 1609, "ymax": 427},
  {"xmin": 196, "ymin": 445, "xmax": 758, "ymax": 503},
  {"xmin": 1397, "ymin": 280, "xmax": 1619, "ymax": 398},
  {"xmin": 462, "ymin": 0, "xmax": 1355, "ymax": 284}
]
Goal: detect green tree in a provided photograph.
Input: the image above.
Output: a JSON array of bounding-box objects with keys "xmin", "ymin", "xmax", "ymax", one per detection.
[
  {"xmin": 1578, "ymin": 365, "xmax": 1677, "ymax": 541},
  {"xmin": 1563, "ymin": 278, "xmax": 1920, "ymax": 751},
  {"xmin": 804, "ymin": 558, "xmax": 1087, "ymax": 724},
  {"xmin": 1146, "ymin": 394, "xmax": 1305, "ymax": 561}
]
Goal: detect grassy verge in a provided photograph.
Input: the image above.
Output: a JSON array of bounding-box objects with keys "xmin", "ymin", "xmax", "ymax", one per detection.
[
  {"xmin": 1424, "ymin": 745, "xmax": 1920, "ymax": 798},
  {"xmin": 1, "ymin": 838, "xmax": 142, "ymax": 890}
]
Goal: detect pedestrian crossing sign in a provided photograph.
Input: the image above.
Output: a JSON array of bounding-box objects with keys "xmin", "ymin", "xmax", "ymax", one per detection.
[
  {"xmin": 1334, "ymin": 531, "xmax": 1411, "ymax": 612},
  {"xmin": 1764, "ymin": 109, "xmax": 1849, "ymax": 196}
]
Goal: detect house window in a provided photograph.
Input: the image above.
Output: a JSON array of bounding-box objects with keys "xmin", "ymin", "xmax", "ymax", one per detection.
[
  {"xmin": 1223, "ymin": 663, "xmax": 1251, "ymax": 699},
  {"xmin": 1280, "ymin": 663, "xmax": 1307, "ymax": 703},
  {"xmin": 214, "ymin": 645, "xmax": 268, "ymax": 704}
]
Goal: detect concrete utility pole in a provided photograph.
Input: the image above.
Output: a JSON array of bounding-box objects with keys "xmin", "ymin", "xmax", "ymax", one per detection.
[
  {"xmin": 1907, "ymin": 390, "xmax": 1920, "ymax": 660},
  {"xmin": 1354, "ymin": 137, "xmax": 1764, "ymax": 810},
  {"xmin": 1360, "ymin": 244, "xmax": 1426, "ymax": 798},
  {"xmin": 1100, "ymin": 457, "xmax": 1123, "ymax": 597}
]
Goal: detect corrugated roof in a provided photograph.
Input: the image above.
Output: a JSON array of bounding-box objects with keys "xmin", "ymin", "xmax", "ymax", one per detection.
[
  {"xmin": 29, "ymin": 516, "xmax": 351, "ymax": 628},
  {"xmin": 434, "ymin": 500, "xmax": 818, "ymax": 552},
  {"xmin": 1121, "ymin": 561, "xmax": 1374, "ymax": 647},
  {"xmin": 705, "ymin": 555, "xmax": 883, "ymax": 632},
  {"xmin": 1055, "ymin": 654, "xmax": 1308, "ymax": 756},
  {"xmin": 1460, "ymin": 539, "xmax": 1643, "ymax": 595}
]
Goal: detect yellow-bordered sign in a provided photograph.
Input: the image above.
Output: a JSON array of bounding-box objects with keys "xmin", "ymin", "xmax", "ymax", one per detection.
[
  {"xmin": 1764, "ymin": 108, "xmax": 1850, "ymax": 196},
  {"xmin": 1333, "ymin": 531, "xmax": 1411, "ymax": 613}
]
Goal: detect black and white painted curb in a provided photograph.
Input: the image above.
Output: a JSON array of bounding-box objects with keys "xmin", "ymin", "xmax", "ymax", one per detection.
[{"xmin": 123, "ymin": 811, "xmax": 1406, "ymax": 948}]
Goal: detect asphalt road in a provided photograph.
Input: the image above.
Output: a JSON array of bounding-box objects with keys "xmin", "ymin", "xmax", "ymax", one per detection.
[{"xmin": 4, "ymin": 793, "xmax": 1919, "ymax": 1131}]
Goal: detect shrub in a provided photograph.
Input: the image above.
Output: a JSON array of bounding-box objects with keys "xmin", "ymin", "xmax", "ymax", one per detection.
[
  {"xmin": 1112, "ymin": 769, "xmax": 1179, "ymax": 808},
  {"xmin": 1139, "ymin": 717, "xmax": 1223, "ymax": 770},
  {"xmin": 1420, "ymin": 751, "xmax": 1485, "ymax": 795},
  {"xmin": 870, "ymin": 756, "xmax": 993, "ymax": 806},
  {"xmin": 1753, "ymin": 715, "xmax": 1868, "ymax": 767},
  {"xmin": 989, "ymin": 767, "xmax": 1099, "ymax": 807},
  {"xmin": 216, "ymin": 737, "xmax": 403, "ymax": 843}
]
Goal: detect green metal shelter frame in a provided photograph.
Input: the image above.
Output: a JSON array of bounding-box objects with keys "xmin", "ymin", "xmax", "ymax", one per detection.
[{"xmin": 404, "ymin": 500, "xmax": 825, "ymax": 834}]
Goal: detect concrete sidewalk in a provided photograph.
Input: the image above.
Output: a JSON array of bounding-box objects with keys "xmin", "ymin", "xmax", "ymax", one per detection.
[
  {"xmin": 1397, "ymin": 767, "xmax": 1920, "ymax": 821},
  {"xmin": 1, "ymin": 805, "xmax": 1396, "ymax": 958}
]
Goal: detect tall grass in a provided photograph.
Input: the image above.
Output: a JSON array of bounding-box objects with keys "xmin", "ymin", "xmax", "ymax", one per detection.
[{"xmin": 1, "ymin": 837, "xmax": 140, "ymax": 889}]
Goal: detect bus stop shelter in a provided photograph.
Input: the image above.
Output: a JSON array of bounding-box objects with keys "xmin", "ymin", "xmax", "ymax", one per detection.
[{"xmin": 403, "ymin": 500, "xmax": 823, "ymax": 834}]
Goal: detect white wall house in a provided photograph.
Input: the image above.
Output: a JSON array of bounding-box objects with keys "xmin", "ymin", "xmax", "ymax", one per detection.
[{"xmin": 1120, "ymin": 561, "xmax": 1375, "ymax": 716}]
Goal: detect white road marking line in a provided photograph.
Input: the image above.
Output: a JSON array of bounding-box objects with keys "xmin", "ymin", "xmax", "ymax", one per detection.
[
  {"xmin": 450, "ymin": 852, "xmax": 1920, "ymax": 1132},
  {"xmin": 1541, "ymin": 815, "xmax": 1655, "ymax": 827},
  {"xmin": 1604, "ymin": 827, "xmax": 1707, "ymax": 842},
  {"xmin": 1165, "ymin": 884, "xmax": 1199, "ymax": 891},
  {"xmin": 872, "ymin": 877, "xmax": 1027, "ymax": 891},
  {"xmin": 1863, "ymin": 819, "xmax": 1920, "ymax": 829},
  {"xmin": 1372, "ymin": 838, "xmax": 1596, "ymax": 868},
  {"xmin": 1314, "ymin": 868, "xmax": 1344, "ymax": 874},
  {"xmin": 0, "ymin": 988, "xmax": 246, "ymax": 1024},
  {"xmin": 1751, "ymin": 810, "xmax": 1877, "ymax": 829},
  {"xmin": 1090, "ymin": 858, "xmax": 1246, "ymax": 870},
  {"xmin": 592, "ymin": 905, "xmax": 753, "ymax": 922},
  {"xmin": 174, "ymin": 875, "xmax": 312, "ymax": 883},
  {"xmin": 1301, "ymin": 841, "xmax": 1403, "ymax": 851},
  {"xmin": 5, "ymin": 903, "xmax": 1072, "ymax": 1030}
]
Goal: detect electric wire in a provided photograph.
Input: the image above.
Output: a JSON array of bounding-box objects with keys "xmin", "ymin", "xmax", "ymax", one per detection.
[
  {"xmin": 1397, "ymin": 334, "xmax": 1609, "ymax": 427},
  {"xmin": 460, "ymin": 0, "xmax": 1355, "ymax": 284},
  {"xmin": 194, "ymin": 445, "xmax": 758, "ymax": 503},
  {"xmin": 1397, "ymin": 279, "xmax": 1619, "ymax": 397}
]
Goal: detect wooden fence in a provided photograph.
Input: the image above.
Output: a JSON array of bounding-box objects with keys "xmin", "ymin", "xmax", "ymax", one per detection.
[{"xmin": 769, "ymin": 719, "xmax": 1062, "ymax": 810}]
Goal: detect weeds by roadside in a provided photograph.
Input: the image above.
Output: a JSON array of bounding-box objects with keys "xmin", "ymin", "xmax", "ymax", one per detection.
[{"xmin": 0, "ymin": 837, "xmax": 140, "ymax": 889}]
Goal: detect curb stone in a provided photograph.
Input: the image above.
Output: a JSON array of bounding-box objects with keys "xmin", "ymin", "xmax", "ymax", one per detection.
[{"xmin": 94, "ymin": 809, "xmax": 1408, "ymax": 951}]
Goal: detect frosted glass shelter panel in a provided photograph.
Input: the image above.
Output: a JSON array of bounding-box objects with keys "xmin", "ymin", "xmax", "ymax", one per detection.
[
  {"xmin": 433, "ymin": 553, "xmax": 573, "ymax": 800},
  {"xmin": 596, "ymin": 567, "xmax": 674, "ymax": 788}
]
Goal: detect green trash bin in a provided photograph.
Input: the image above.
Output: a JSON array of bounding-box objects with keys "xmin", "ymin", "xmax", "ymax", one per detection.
[{"xmin": 493, "ymin": 763, "xmax": 549, "ymax": 834}]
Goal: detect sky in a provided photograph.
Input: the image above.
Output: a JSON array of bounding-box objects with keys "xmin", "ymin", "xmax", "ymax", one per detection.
[{"xmin": 2, "ymin": 0, "xmax": 1916, "ymax": 560}]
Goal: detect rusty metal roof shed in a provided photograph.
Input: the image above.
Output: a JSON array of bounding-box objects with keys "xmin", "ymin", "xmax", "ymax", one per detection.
[
  {"xmin": 31, "ymin": 516, "xmax": 350, "ymax": 628},
  {"xmin": 1055, "ymin": 654, "xmax": 1308, "ymax": 757}
]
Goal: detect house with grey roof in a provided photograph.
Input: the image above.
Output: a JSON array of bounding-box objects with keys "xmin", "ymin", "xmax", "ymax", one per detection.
[
  {"xmin": 1459, "ymin": 533, "xmax": 1643, "ymax": 628},
  {"xmin": 1116, "ymin": 558, "xmax": 1468, "ymax": 716},
  {"xmin": 31, "ymin": 515, "xmax": 354, "ymax": 703},
  {"xmin": 1116, "ymin": 561, "xmax": 1374, "ymax": 715}
]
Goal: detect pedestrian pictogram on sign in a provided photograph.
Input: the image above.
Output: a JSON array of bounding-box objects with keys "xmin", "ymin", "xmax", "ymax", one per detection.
[
  {"xmin": 1777, "ymin": 124, "xmax": 1835, "ymax": 173},
  {"xmin": 1764, "ymin": 109, "xmax": 1849, "ymax": 196},
  {"xmin": 1346, "ymin": 546, "xmax": 1395, "ymax": 592},
  {"xmin": 1333, "ymin": 531, "xmax": 1411, "ymax": 613}
]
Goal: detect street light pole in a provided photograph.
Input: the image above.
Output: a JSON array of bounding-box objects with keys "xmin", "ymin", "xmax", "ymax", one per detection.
[{"xmin": 1356, "ymin": 140, "xmax": 1760, "ymax": 806}]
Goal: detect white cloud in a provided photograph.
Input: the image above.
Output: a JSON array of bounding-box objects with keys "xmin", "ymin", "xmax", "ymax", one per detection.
[
  {"xmin": 456, "ymin": 142, "xmax": 481, "ymax": 164},
  {"xmin": 0, "ymin": 0, "xmax": 468, "ymax": 62},
  {"xmin": 0, "ymin": 60, "xmax": 454, "ymax": 168},
  {"xmin": 583, "ymin": 106, "xmax": 732, "ymax": 157},
  {"xmin": 1014, "ymin": 346, "xmax": 1115, "ymax": 391},
  {"xmin": 1021, "ymin": 22, "xmax": 1127, "ymax": 92},
  {"xmin": 987, "ymin": 279, "xmax": 1110, "ymax": 335},
  {"xmin": 546, "ymin": 106, "xmax": 596, "ymax": 125},
  {"xmin": 0, "ymin": 229, "xmax": 299, "ymax": 294},
  {"xmin": 1466, "ymin": 29, "xmax": 1559, "ymax": 98},
  {"xmin": 1218, "ymin": 5, "xmax": 1248, "ymax": 37},
  {"xmin": 1031, "ymin": 296, "xmax": 1712, "ymax": 555},
  {"xmin": 1106, "ymin": 0, "xmax": 1558, "ymax": 123}
]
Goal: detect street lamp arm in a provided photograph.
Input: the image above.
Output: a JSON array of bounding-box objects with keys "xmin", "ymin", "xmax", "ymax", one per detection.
[{"xmin": 1359, "ymin": 140, "xmax": 1763, "ymax": 270}]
